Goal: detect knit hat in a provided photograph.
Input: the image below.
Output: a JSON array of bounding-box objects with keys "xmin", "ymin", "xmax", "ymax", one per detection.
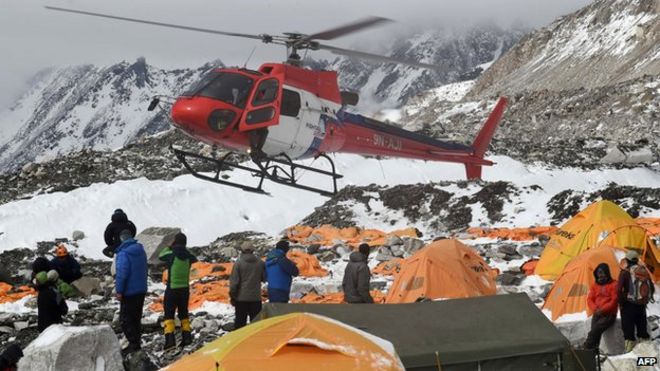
[
  {"xmin": 625, "ymin": 250, "xmax": 639, "ymax": 261},
  {"xmin": 119, "ymin": 229, "xmax": 133, "ymax": 242},
  {"xmin": 32, "ymin": 257, "xmax": 50, "ymax": 274},
  {"xmin": 114, "ymin": 208, "xmax": 124, "ymax": 215},
  {"xmin": 173, "ymin": 232, "xmax": 187, "ymax": 246},
  {"xmin": 276, "ymin": 240, "xmax": 290, "ymax": 252}
]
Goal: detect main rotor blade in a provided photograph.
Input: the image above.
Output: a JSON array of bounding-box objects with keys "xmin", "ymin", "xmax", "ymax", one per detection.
[
  {"xmin": 304, "ymin": 16, "xmax": 392, "ymax": 41},
  {"xmin": 45, "ymin": 6, "xmax": 268, "ymax": 42},
  {"xmin": 319, "ymin": 44, "xmax": 442, "ymax": 70}
]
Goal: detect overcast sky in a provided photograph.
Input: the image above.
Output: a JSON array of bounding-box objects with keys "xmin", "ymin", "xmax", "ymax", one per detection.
[{"xmin": 0, "ymin": 0, "xmax": 591, "ymax": 110}]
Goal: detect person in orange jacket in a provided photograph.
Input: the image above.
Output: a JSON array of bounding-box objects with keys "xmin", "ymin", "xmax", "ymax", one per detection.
[{"xmin": 583, "ymin": 263, "xmax": 618, "ymax": 350}]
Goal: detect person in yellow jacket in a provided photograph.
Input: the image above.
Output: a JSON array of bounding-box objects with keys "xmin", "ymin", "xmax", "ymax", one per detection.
[{"xmin": 159, "ymin": 233, "xmax": 197, "ymax": 350}]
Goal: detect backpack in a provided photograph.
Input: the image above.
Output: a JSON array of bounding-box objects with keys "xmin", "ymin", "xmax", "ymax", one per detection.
[{"xmin": 627, "ymin": 264, "xmax": 654, "ymax": 305}]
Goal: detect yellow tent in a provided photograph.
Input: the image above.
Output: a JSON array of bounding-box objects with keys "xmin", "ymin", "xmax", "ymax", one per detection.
[
  {"xmin": 384, "ymin": 239, "xmax": 498, "ymax": 304},
  {"xmin": 542, "ymin": 246, "xmax": 625, "ymax": 321},
  {"xmin": 535, "ymin": 200, "xmax": 658, "ymax": 280},
  {"xmin": 164, "ymin": 313, "xmax": 404, "ymax": 371}
]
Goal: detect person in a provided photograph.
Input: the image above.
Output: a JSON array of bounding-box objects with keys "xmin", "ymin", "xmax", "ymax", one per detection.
[
  {"xmin": 49, "ymin": 244, "xmax": 82, "ymax": 284},
  {"xmin": 583, "ymin": 263, "xmax": 618, "ymax": 350},
  {"xmin": 103, "ymin": 209, "xmax": 137, "ymax": 258},
  {"xmin": 265, "ymin": 240, "xmax": 299, "ymax": 303},
  {"xmin": 158, "ymin": 232, "xmax": 197, "ymax": 350},
  {"xmin": 31, "ymin": 257, "xmax": 51, "ymax": 279},
  {"xmin": 229, "ymin": 241, "xmax": 266, "ymax": 330},
  {"xmin": 115, "ymin": 229, "xmax": 148, "ymax": 353},
  {"xmin": 31, "ymin": 257, "xmax": 76, "ymax": 298},
  {"xmin": 342, "ymin": 243, "xmax": 374, "ymax": 304},
  {"xmin": 0, "ymin": 343, "xmax": 23, "ymax": 371},
  {"xmin": 33, "ymin": 270, "xmax": 68, "ymax": 333},
  {"xmin": 617, "ymin": 250, "xmax": 654, "ymax": 352}
]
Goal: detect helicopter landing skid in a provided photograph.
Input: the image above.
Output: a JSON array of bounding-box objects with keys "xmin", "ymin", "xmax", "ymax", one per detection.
[{"xmin": 171, "ymin": 146, "xmax": 343, "ymax": 197}]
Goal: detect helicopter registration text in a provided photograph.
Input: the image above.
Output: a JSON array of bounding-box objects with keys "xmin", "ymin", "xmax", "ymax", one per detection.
[{"xmin": 373, "ymin": 134, "xmax": 402, "ymax": 151}]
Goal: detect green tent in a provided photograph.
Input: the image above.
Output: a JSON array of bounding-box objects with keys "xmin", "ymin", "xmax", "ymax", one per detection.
[{"xmin": 259, "ymin": 293, "xmax": 595, "ymax": 371}]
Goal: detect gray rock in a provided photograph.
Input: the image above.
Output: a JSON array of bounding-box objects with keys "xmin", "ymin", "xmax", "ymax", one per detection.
[
  {"xmin": 290, "ymin": 281, "xmax": 315, "ymax": 298},
  {"xmin": 71, "ymin": 230, "xmax": 85, "ymax": 241},
  {"xmin": 13, "ymin": 322, "xmax": 29, "ymax": 331},
  {"xmin": 375, "ymin": 247, "xmax": 394, "ymax": 262},
  {"xmin": 306, "ymin": 244, "xmax": 321, "ymax": 255},
  {"xmin": 518, "ymin": 244, "xmax": 544, "ymax": 257},
  {"xmin": 219, "ymin": 246, "xmax": 239, "ymax": 259},
  {"xmin": 0, "ymin": 326, "xmax": 13, "ymax": 334},
  {"xmin": 402, "ymin": 238, "xmax": 425, "ymax": 255},
  {"xmin": 625, "ymin": 147, "xmax": 654, "ymax": 164},
  {"xmin": 316, "ymin": 250, "xmax": 339, "ymax": 262},
  {"xmin": 555, "ymin": 318, "xmax": 624, "ymax": 355},
  {"xmin": 497, "ymin": 272, "xmax": 523, "ymax": 286},
  {"xmin": 135, "ymin": 227, "xmax": 182, "ymax": 265},
  {"xmin": 384, "ymin": 235, "xmax": 403, "ymax": 247},
  {"xmin": 18, "ymin": 324, "xmax": 123, "ymax": 371},
  {"xmin": 390, "ymin": 245, "xmax": 405, "ymax": 258},
  {"xmin": 600, "ymin": 147, "xmax": 626, "ymax": 164},
  {"xmin": 191, "ymin": 317, "xmax": 205, "ymax": 330},
  {"xmin": 71, "ymin": 277, "xmax": 102, "ymax": 297},
  {"xmin": 497, "ymin": 244, "xmax": 518, "ymax": 256},
  {"xmin": 370, "ymin": 281, "xmax": 387, "ymax": 291}
]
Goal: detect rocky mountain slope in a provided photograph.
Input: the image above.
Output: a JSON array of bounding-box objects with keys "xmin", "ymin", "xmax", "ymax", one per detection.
[{"xmin": 469, "ymin": 0, "xmax": 659, "ymax": 97}]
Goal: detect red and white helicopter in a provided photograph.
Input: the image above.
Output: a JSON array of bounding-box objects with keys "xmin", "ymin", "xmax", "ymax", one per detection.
[{"xmin": 48, "ymin": 7, "xmax": 507, "ymax": 196}]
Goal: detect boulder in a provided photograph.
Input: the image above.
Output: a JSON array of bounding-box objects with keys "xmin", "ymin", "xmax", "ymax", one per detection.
[
  {"xmin": 135, "ymin": 227, "xmax": 181, "ymax": 265},
  {"xmin": 384, "ymin": 235, "xmax": 403, "ymax": 247},
  {"xmin": 316, "ymin": 250, "xmax": 339, "ymax": 262},
  {"xmin": 290, "ymin": 281, "xmax": 315, "ymax": 298},
  {"xmin": 497, "ymin": 244, "xmax": 518, "ymax": 256},
  {"xmin": 71, "ymin": 277, "xmax": 101, "ymax": 297},
  {"xmin": 18, "ymin": 324, "xmax": 123, "ymax": 371},
  {"xmin": 600, "ymin": 147, "xmax": 626, "ymax": 164},
  {"xmin": 555, "ymin": 318, "xmax": 624, "ymax": 355},
  {"xmin": 219, "ymin": 246, "xmax": 239, "ymax": 259},
  {"xmin": 375, "ymin": 246, "xmax": 394, "ymax": 261},
  {"xmin": 402, "ymin": 238, "xmax": 425, "ymax": 256},
  {"xmin": 624, "ymin": 147, "xmax": 654, "ymax": 164},
  {"xmin": 71, "ymin": 231, "xmax": 85, "ymax": 241}
]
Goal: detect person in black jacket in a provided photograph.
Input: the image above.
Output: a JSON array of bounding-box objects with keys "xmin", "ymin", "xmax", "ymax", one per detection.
[
  {"xmin": 0, "ymin": 343, "xmax": 23, "ymax": 371},
  {"xmin": 103, "ymin": 209, "xmax": 137, "ymax": 258},
  {"xmin": 49, "ymin": 244, "xmax": 82, "ymax": 284},
  {"xmin": 342, "ymin": 243, "xmax": 374, "ymax": 304},
  {"xmin": 33, "ymin": 270, "xmax": 68, "ymax": 332}
]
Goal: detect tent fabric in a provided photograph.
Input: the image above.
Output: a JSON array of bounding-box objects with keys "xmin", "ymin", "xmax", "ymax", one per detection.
[
  {"xmin": 467, "ymin": 226, "xmax": 558, "ymax": 241},
  {"xmin": 521, "ymin": 259, "xmax": 539, "ymax": 276},
  {"xmin": 372, "ymin": 258, "xmax": 404, "ymax": 276},
  {"xmin": 0, "ymin": 283, "xmax": 34, "ymax": 304},
  {"xmin": 542, "ymin": 246, "xmax": 626, "ymax": 321},
  {"xmin": 286, "ymin": 225, "xmax": 420, "ymax": 247},
  {"xmin": 287, "ymin": 250, "xmax": 328, "ymax": 277},
  {"xmin": 292, "ymin": 291, "xmax": 386, "ymax": 304},
  {"xmin": 259, "ymin": 294, "xmax": 580, "ymax": 370},
  {"xmin": 162, "ymin": 262, "xmax": 233, "ymax": 284},
  {"xmin": 166, "ymin": 312, "xmax": 404, "ymax": 371},
  {"xmin": 637, "ymin": 217, "xmax": 660, "ymax": 235},
  {"xmin": 385, "ymin": 239, "xmax": 497, "ymax": 303},
  {"xmin": 535, "ymin": 200, "xmax": 658, "ymax": 281}
]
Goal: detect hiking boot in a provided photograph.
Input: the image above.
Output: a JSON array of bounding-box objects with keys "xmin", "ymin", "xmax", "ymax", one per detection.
[
  {"xmin": 624, "ymin": 340, "xmax": 635, "ymax": 353},
  {"xmin": 163, "ymin": 333, "xmax": 176, "ymax": 351},
  {"xmin": 181, "ymin": 331, "xmax": 193, "ymax": 347}
]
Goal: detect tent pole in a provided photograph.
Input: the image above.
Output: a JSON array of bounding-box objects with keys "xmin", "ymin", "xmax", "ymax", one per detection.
[{"xmin": 435, "ymin": 351, "xmax": 443, "ymax": 371}]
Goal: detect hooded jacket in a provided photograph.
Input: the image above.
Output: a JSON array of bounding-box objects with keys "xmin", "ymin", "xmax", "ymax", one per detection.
[
  {"xmin": 159, "ymin": 242, "xmax": 197, "ymax": 289},
  {"xmin": 115, "ymin": 238, "xmax": 148, "ymax": 296},
  {"xmin": 104, "ymin": 212, "xmax": 137, "ymax": 249},
  {"xmin": 342, "ymin": 252, "xmax": 374, "ymax": 304},
  {"xmin": 265, "ymin": 249, "xmax": 299, "ymax": 292},
  {"xmin": 229, "ymin": 252, "xmax": 266, "ymax": 302},
  {"xmin": 587, "ymin": 263, "xmax": 618, "ymax": 316},
  {"xmin": 49, "ymin": 255, "xmax": 82, "ymax": 284}
]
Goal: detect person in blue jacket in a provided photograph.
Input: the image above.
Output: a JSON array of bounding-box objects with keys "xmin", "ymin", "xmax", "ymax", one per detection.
[
  {"xmin": 114, "ymin": 229, "xmax": 148, "ymax": 353},
  {"xmin": 265, "ymin": 240, "xmax": 299, "ymax": 303}
]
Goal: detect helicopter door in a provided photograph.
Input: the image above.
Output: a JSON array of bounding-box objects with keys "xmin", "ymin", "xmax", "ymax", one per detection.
[{"xmin": 238, "ymin": 76, "xmax": 283, "ymax": 132}]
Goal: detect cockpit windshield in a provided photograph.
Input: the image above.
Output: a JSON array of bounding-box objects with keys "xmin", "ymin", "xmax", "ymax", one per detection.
[{"xmin": 182, "ymin": 72, "xmax": 254, "ymax": 109}]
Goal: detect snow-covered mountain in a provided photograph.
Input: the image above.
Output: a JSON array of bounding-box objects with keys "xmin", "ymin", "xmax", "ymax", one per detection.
[
  {"xmin": 0, "ymin": 58, "xmax": 220, "ymax": 173},
  {"xmin": 328, "ymin": 23, "xmax": 526, "ymax": 110},
  {"xmin": 470, "ymin": 0, "xmax": 659, "ymax": 97}
]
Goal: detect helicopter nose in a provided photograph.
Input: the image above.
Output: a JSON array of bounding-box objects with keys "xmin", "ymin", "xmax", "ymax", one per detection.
[{"xmin": 171, "ymin": 98, "xmax": 205, "ymax": 130}]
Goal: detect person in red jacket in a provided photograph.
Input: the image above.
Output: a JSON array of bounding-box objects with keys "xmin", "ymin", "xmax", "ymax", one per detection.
[{"xmin": 583, "ymin": 263, "xmax": 618, "ymax": 350}]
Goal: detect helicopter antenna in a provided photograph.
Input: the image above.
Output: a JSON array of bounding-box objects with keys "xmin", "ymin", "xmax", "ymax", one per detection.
[{"xmin": 243, "ymin": 45, "xmax": 257, "ymax": 68}]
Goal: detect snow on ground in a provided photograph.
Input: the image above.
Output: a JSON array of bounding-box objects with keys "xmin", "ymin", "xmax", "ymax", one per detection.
[{"xmin": 0, "ymin": 154, "xmax": 658, "ymax": 259}]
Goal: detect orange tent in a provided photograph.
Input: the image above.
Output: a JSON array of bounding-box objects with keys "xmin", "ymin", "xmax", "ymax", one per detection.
[
  {"xmin": 292, "ymin": 291, "xmax": 386, "ymax": 304},
  {"xmin": 637, "ymin": 217, "xmax": 660, "ymax": 235},
  {"xmin": 385, "ymin": 239, "xmax": 498, "ymax": 304},
  {"xmin": 287, "ymin": 250, "xmax": 328, "ymax": 277},
  {"xmin": 167, "ymin": 312, "xmax": 404, "ymax": 371},
  {"xmin": 0, "ymin": 283, "xmax": 35, "ymax": 304},
  {"xmin": 521, "ymin": 259, "xmax": 539, "ymax": 276},
  {"xmin": 535, "ymin": 200, "xmax": 658, "ymax": 280},
  {"xmin": 162, "ymin": 262, "xmax": 233, "ymax": 284},
  {"xmin": 467, "ymin": 226, "xmax": 558, "ymax": 241},
  {"xmin": 286, "ymin": 225, "xmax": 420, "ymax": 247},
  {"xmin": 542, "ymin": 246, "xmax": 625, "ymax": 321},
  {"xmin": 372, "ymin": 258, "xmax": 404, "ymax": 276}
]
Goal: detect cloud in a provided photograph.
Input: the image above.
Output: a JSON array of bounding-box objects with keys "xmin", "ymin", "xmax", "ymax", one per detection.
[{"xmin": 0, "ymin": 0, "xmax": 591, "ymax": 109}]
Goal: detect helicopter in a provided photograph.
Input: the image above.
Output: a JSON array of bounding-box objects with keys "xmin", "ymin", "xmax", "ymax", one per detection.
[{"xmin": 47, "ymin": 6, "xmax": 508, "ymax": 197}]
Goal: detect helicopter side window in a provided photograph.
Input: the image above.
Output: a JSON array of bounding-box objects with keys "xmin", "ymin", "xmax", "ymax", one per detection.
[
  {"xmin": 281, "ymin": 89, "xmax": 301, "ymax": 117},
  {"xmin": 252, "ymin": 79, "xmax": 279, "ymax": 106},
  {"xmin": 197, "ymin": 73, "xmax": 254, "ymax": 109}
]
